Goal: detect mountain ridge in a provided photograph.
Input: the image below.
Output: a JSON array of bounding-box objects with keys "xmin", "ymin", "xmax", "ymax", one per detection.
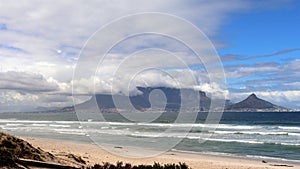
[
  {"xmin": 61, "ymin": 87, "xmax": 291, "ymax": 113},
  {"xmin": 74, "ymin": 86, "xmax": 212, "ymax": 112}
]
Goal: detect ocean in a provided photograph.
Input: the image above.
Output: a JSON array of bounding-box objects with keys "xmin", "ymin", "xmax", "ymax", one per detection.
[{"xmin": 0, "ymin": 111, "xmax": 300, "ymax": 162}]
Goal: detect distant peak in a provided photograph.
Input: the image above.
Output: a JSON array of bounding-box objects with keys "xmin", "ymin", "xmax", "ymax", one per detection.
[{"xmin": 248, "ymin": 93, "xmax": 258, "ymax": 99}]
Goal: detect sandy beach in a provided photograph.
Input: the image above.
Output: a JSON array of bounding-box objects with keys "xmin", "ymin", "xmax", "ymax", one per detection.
[{"xmin": 22, "ymin": 137, "xmax": 299, "ymax": 169}]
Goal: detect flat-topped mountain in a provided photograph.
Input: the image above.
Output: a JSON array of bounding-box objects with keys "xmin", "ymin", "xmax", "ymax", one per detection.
[
  {"xmin": 226, "ymin": 93, "xmax": 289, "ymax": 112},
  {"xmin": 76, "ymin": 86, "xmax": 212, "ymax": 112},
  {"xmin": 56, "ymin": 89, "xmax": 291, "ymax": 113}
]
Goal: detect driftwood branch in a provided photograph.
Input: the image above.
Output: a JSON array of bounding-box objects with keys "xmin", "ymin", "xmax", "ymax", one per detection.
[{"xmin": 18, "ymin": 158, "xmax": 82, "ymax": 169}]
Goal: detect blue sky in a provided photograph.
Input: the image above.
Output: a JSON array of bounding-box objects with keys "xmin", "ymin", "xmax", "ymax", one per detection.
[
  {"xmin": 219, "ymin": 1, "xmax": 300, "ymax": 55},
  {"xmin": 215, "ymin": 1, "xmax": 300, "ymax": 108},
  {"xmin": 0, "ymin": 0, "xmax": 299, "ymax": 111}
]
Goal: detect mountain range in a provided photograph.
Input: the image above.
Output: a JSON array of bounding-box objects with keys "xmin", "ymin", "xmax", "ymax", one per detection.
[{"xmin": 59, "ymin": 86, "xmax": 291, "ymax": 113}]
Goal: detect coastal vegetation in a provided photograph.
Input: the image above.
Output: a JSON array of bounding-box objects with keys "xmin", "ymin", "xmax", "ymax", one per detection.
[{"xmin": 88, "ymin": 161, "xmax": 189, "ymax": 169}]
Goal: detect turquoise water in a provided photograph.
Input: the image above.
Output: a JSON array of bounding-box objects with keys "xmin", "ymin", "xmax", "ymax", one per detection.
[{"xmin": 0, "ymin": 112, "xmax": 300, "ymax": 161}]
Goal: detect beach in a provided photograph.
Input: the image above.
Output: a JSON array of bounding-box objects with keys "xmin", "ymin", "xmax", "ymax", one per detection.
[
  {"xmin": 1, "ymin": 111, "xmax": 300, "ymax": 168},
  {"xmin": 2, "ymin": 112, "xmax": 300, "ymax": 161},
  {"xmin": 23, "ymin": 137, "xmax": 299, "ymax": 169}
]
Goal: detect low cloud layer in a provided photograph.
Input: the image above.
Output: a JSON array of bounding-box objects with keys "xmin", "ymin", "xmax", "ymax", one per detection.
[{"xmin": 0, "ymin": 71, "xmax": 59, "ymax": 92}]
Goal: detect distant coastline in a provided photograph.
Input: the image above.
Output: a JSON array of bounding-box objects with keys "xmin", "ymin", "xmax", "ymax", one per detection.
[
  {"xmin": 0, "ymin": 87, "xmax": 296, "ymax": 114},
  {"xmin": 49, "ymin": 87, "xmax": 294, "ymax": 113}
]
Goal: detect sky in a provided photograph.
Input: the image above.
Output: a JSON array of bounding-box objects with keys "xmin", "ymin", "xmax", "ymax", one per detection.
[{"xmin": 0, "ymin": 0, "xmax": 299, "ymax": 111}]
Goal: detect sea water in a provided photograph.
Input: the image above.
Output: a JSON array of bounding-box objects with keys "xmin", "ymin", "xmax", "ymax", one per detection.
[{"xmin": 0, "ymin": 111, "xmax": 299, "ymax": 161}]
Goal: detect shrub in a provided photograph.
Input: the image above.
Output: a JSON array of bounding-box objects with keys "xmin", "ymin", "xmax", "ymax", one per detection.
[{"xmin": 87, "ymin": 161, "xmax": 191, "ymax": 169}]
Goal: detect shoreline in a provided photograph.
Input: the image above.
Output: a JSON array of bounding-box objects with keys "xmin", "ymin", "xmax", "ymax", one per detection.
[
  {"xmin": 22, "ymin": 137, "xmax": 300, "ymax": 169},
  {"xmin": 171, "ymin": 149, "xmax": 300, "ymax": 165}
]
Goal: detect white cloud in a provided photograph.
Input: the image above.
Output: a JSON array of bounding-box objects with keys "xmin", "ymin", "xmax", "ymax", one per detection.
[
  {"xmin": 0, "ymin": 0, "xmax": 253, "ymax": 109},
  {"xmin": 225, "ymin": 66, "xmax": 279, "ymax": 79},
  {"xmin": 0, "ymin": 71, "xmax": 59, "ymax": 92},
  {"xmin": 194, "ymin": 82, "xmax": 228, "ymax": 99}
]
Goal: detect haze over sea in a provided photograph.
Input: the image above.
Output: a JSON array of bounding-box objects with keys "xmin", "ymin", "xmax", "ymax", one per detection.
[{"xmin": 1, "ymin": 111, "xmax": 300, "ymax": 162}]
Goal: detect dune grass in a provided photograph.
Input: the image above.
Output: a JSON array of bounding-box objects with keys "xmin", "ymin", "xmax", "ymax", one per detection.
[{"xmin": 88, "ymin": 161, "xmax": 190, "ymax": 169}]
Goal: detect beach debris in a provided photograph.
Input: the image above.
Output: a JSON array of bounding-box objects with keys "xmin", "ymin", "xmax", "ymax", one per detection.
[
  {"xmin": 269, "ymin": 163, "xmax": 294, "ymax": 167},
  {"xmin": 114, "ymin": 146, "xmax": 123, "ymax": 149},
  {"xmin": 262, "ymin": 159, "xmax": 294, "ymax": 167},
  {"xmin": 67, "ymin": 153, "xmax": 86, "ymax": 164},
  {"xmin": 18, "ymin": 158, "xmax": 81, "ymax": 169}
]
